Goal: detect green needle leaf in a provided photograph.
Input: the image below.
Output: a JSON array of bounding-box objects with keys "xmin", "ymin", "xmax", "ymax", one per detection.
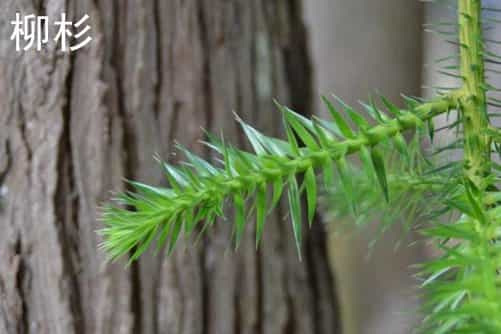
[
  {"xmin": 271, "ymin": 177, "xmax": 284, "ymax": 213},
  {"xmin": 287, "ymin": 175, "xmax": 302, "ymax": 259},
  {"xmin": 428, "ymin": 119, "xmax": 435, "ymax": 142},
  {"xmin": 380, "ymin": 95, "xmax": 402, "ymax": 117},
  {"xmin": 371, "ymin": 147, "xmax": 389, "ymax": 202},
  {"xmin": 157, "ymin": 220, "xmax": 173, "ymax": 253},
  {"xmin": 168, "ymin": 220, "xmax": 183, "ymax": 255},
  {"xmin": 333, "ymin": 94, "xmax": 370, "ymax": 130},
  {"xmin": 304, "ymin": 167, "xmax": 317, "ymax": 226},
  {"xmin": 359, "ymin": 145, "xmax": 376, "ymax": 182},
  {"xmin": 284, "ymin": 110, "xmax": 320, "ymax": 150},
  {"xmin": 336, "ymin": 156, "xmax": 356, "ymax": 215},
  {"xmin": 321, "ymin": 96, "xmax": 355, "ymax": 138}
]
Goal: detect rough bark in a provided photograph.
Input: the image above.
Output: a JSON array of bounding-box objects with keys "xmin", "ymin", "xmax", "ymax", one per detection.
[{"xmin": 0, "ymin": 1, "xmax": 339, "ymax": 334}]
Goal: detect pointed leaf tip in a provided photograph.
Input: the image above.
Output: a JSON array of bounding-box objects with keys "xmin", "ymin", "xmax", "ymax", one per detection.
[
  {"xmin": 371, "ymin": 148, "xmax": 389, "ymax": 202},
  {"xmin": 287, "ymin": 175, "xmax": 302, "ymax": 258},
  {"xmin": 321, "ymin": 96, "xmax": 355, "ymax": 138},
  {"xmin": 304, "ymin": 167, "xmax": 317, "ymax": 227}
]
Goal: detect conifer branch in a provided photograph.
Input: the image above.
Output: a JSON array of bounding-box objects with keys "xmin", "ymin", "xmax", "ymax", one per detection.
[{"xmin": 100, "ymin": 94, "xmax": 457, "ymax": 261}]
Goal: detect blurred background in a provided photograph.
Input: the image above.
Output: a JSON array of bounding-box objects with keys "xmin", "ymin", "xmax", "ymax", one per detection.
[
  {"xmin": 304, "ymin": 1, "xmax": 423, "ymax": 333},
  {"xmin": 303, "ymin": 1, "xmax": 422, "ymax": 333},
  {"xmin": 1, "ymin": 0, "xmax": 499, "ymax": 333}
]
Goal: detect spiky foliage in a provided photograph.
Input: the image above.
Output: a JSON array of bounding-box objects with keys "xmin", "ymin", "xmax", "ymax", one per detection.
[
  {"xmin": 100, "ymin": 97, "xmax": 454, "ymax": 260},
  {"xmin": 101, "ymin": 0, "xmax": 501, "ymax": 331}
]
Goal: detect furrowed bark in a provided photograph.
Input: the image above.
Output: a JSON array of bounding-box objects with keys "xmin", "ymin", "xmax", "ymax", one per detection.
[{"xmin": 0, "ymin": 1, "xmax": 340, "ymax": 333}]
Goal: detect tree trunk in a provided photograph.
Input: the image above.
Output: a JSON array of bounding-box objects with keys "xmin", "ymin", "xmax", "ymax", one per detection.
[
  {"xmin": 0, "ymin": 1, "xmax": 340, "ymax": 334},
  {"xmin": 304, "ymin": 1, "xmax": 424, "ymax": 333}
]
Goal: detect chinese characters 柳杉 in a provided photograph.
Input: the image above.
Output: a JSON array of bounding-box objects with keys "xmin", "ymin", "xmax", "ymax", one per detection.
[{"xmin": 10, "ymin": 13, "xmax": 92, "ymax": 52}]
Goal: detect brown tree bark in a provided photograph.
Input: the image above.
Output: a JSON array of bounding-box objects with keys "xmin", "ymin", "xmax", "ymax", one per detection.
[{"xmin": 0, "ymin": 1, "xmax": 340, "ymax": 334}]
